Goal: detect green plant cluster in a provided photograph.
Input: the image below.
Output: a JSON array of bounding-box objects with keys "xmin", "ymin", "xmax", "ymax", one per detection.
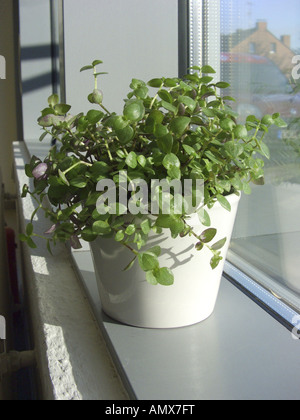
[{"xmin": 21, "ymin": 60, "xmax": 286, "ymax": 285}]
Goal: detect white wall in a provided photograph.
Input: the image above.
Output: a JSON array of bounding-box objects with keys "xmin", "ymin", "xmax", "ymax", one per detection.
[
  {"xmin": 19, "ymin": 0, "xmax": 53, "ymax": 141},
  {"xmin": 63, "ymin": 0, "xmax": 178, "ymax": 115}
]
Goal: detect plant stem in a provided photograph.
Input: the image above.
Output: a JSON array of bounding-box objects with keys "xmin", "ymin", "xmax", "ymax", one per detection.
[
  {"xmin": 99, "ymin": 103, "xmax": 111, "ymax": 115},
  {"xmin": 121, "ymin": 242, "xmax": 139, "ymax": 256},
  {"xmin": 64, "ymin": 161, "xmax": 92, "ymax": 175}
]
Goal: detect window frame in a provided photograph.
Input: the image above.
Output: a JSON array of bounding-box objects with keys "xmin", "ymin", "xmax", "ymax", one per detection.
[{"xmin": 187, "ymin": 0, "xmax": 300, "ymax": 335}]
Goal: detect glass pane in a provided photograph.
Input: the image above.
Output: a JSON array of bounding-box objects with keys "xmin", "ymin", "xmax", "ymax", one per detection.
[{"xmin": 220, "ymin": 0, "xmax": 300, "ymax": 312}]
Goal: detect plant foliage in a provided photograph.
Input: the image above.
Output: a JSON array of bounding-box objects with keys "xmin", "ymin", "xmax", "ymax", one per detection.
[{"xmin": 21, "ymin": 60, "xmax": 286, "ymax": 285}]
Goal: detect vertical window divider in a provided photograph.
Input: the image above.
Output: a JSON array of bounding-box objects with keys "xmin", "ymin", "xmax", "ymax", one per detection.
[{"xmin": 189, "ymin": 0, "xmax": 203, "ymax": 70}]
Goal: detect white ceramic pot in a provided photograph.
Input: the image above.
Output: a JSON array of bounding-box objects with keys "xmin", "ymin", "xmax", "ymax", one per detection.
[{"xmin": 90, "ymin": 193, "xmax": 240, "ymax": 329}]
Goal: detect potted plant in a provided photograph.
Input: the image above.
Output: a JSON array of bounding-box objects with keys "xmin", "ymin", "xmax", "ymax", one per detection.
[{"xmin": 20, "ymin": 60, "xmax": 286, "ymax": 328}]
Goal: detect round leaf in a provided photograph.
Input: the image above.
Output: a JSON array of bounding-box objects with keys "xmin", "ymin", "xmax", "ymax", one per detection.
[
  {"xmin": 154, "ymin": 267, "xmax": 174, "ymax": 286},
  {"xmin": 123, "ymin": 100, "xmax": 145, "ymax": 122},
  {"xmin": 199, "ymin": 228, "xmax": 217, "ymax": 243},
  {"xmin": 126, "ymin": 151, "xmax": 138, "ymax": 169},
  {"xmin": 116, "ymin": 125, "xmax": 134, "ymax": 145},
  {"xmin": 146, "ymin": 271, "xmax": 158, "ymax": 285},
  {"xmin": 92, "ymin": 220, "xmax": 111, "ymax": 235},
  {"xmin": 138, "ymin": 252, "xmax": 159, "ymax": 271},
  {"xmin": 234, "ymin": 125, "xmax": 248, "ymax": 139},
  {"xmin": 169, "ymin": 117, "xmax": 191, "ymax": 137},
  {"xmin": 162, "ymin": 153, "xmax": 181, "ymax": 170},
  {"xmin": 147, "ymin": 78, "xmax": 163, "ymax": 88}
]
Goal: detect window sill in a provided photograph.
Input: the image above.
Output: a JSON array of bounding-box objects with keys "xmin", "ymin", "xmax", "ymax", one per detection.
[
  {"xmin": 72, "ymin": 249, "xmax": 300, "ymax": 400},
  {"xmin": 15, "ymin": 141, "xmax": 300, "ymax": 400}
]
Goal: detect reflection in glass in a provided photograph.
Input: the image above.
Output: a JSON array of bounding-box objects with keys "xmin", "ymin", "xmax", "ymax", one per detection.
[{"xmin": 219, "ymin": 0, "xmax": 300, "ymax": 311}]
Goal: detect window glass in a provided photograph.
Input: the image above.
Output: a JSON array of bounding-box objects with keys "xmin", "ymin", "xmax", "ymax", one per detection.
[{"xmin": 219, "ymin": 0, "xmax": 300, "ymax": 312}]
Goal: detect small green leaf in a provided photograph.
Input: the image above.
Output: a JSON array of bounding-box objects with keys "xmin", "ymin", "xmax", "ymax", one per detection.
[
  {"xmin": 86, "ymin": 109, "xmax": 103, "ymax": 124},
  {"xmin": 158, "ymin": 90, "xmax": 173, "ymax": 103},
  {"xmin": 115, "ymin": 230, "xmax": 125, "ymax": 242},
  {"xmin": 39, "ymin": 131, "xmax": 48, "ymax": 142},
  {"xmin": 48, "ymin": 94, "xmax": 59, "ymax": 107},
  {"xmin": 116, "ymin": 125, "xmax": 135, "ymax": 145},
  {"xmin": 125, "ymin": 224, "xmax": 136, "ymax": 235},
  {"xmin": 140, "ymin": 219, "xmax": 151, "ymax": 235},
  {"xmin": 216, "ymin": 195, "xmax": 231, "ymax": 212},
  {"xmin": 92, "ymin": 220, "xmax": 111, "ymax": 235},
  {"xmin": 123, "ymin": 257, "xmax": 137, "ymax": 272},
  {"xmin": 58, "ymin": 169, "xmax": 70, "ymax": 186},
  {"xmin": 154, "ymin": 123, "xmax": 169, "ymax": 138},
  {"xmin": 26, "ymin": 223, "xmax": 34, "ymax": 237},
  {"xmin": 126, "ymin": 151, "xmax": 138, "ymax": 169},
  {"xmin": 215, "ymin": 82, "xmax": 230, "ymax": 89},
  {"xmin": 167, "ymin": 166, "xmax": 181, "ymax": 180},
  {"xmin": 147, "ymin": 78, "xmax": 163, "ymax": 88},
  {"xmin": 162, "ymin": 153, "xmax": 181, "ymax": 170},
  {"xmin": 195, "ymin": 241, "xmax": 204, "ymax": 251},
  {"xmin": 163, "ymin": 78, "xmax": 178, "ymax": 88},
  {"xmin": 19, "ymin": 234, "xmax": 28, "ymax": 243},
  {"xmin": 273, "ymin": 116, "xmax": 287, "ymax": 128},
  {"xmin": 47, "ymin": 239, "xmax": 53, "ymax": 255},
  {"xmin": 161, "ymin": 101, "xmax": 177, "ymax": 114},
  {"xmin": 261, "ymin": 114, "xmax": 274, "ymax": 126},
  {"xmin": 81, "ymin": 228, "xmax": 98, "ymax": 242},
  {"xmin": 157, "ymin": 134, "xmax": 173, "ymax": 154},
  {"xmin": 183, "ymin": 144, "xmax": 196, "ymax": 156},
  {"xmin": 27, "ymin": 237, "xmax": 37, "ymax": 249},
  {"xmin": 21, "ymin": 184, "xmax": 29, "ymax": 198},
  {"xmin": 54, "ymin": 104, "xmax": 71, "ymax": 115},
  {"xmin": 138, "ymin": 252, "xmax": 159, "ymax": 271},
  {"xmin": 178, "ymin": 95, "xmax": 196, "ymax": 111},
  {"xmin": 259, "ymin": 142, "xmax": 270, "ymax": 159},
  {"xmin": 156, "ymin": 214, "xmax": 185, "ymax": 237},
  {"xmin": 210, "ymin": 254, "xmax": 223, "ymax": 269},
  {"xmin": 154, "ymin": 267, "xmax": 174, "ymax": 286},
  {"xmin": 137, "ymin": 155, "xmax": 147, "ymax": 168},
  {"xmin": 201, "ymin": 65, "xmax": 216, "ymax": 74},
  {"xmin": 197, "ymin": 208, "xmax": 211, "ymax": 227},
  {"xmin": 146, "ymin": 271, "xmax": 158, "ymax": 285},
  {"xmin": 220, "ymin": 118, "xmax": 236, "ymax": 131},
  {"xmin": 211, "ymin": 237, "xmax": 227, "ymax": 251},
  {"xmin": 243, "ymin": 182, "xmax": 252, "ymax": 195},
  {"xmin": 147, "ymin": 246, "xmax": 161, "ymax": 257},
  {"xmin": 234, "ymin": 125, "xmax": 248, "ymax": 139},
  {"xmin": 92, "ymin": 59, "xmax": 103, "ymax": 66},
  {"xmin": 199, "ymin": 228, "xmax": 217, "ymax": 243},
  {"xmin": 252, "ymin": 177, "xmax": 265, "ymax": 186},
  {"xmin": 69, "ymin": 177, "xmax": 87, "ymax": 188},
  {"xmin": 80, "ymin": 65, "xmax": 94, "ymax": 72},
  {"xmin": 169, "ymin": 117, "xmax": 191, "ymax": 137},
  {"xmin": 123, "ymin": 99, "xmax": 145, "ymax": 122}
]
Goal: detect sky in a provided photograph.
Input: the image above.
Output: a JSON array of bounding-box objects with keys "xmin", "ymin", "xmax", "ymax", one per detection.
[{"xmin": 221, "ymin": 0, "xmax": 300, "ymax": 51}]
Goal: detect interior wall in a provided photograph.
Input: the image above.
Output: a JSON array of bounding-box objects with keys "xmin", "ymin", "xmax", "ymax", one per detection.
[
  {"xmin": 0, "ymin": 0, "xmax": 20, "ymax": 194},
  {"xmin": 19, "ymin": 0, "xmax": 52, "ymax": 141},
  {"xmin": 63, "ymin": 0, "xmax": 179, "ymax": 116}
]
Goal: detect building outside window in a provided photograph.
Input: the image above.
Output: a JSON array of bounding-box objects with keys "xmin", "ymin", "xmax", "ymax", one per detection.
[
  {"xmin": 249, "ymin": 42, "xmax": 256, "ymax": 54},
  {"xmin": 217, "ymin": 0, "xmax": 300, "ymax": 316}
]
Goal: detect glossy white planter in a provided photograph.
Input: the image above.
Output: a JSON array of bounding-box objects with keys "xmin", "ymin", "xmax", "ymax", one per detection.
[{"xmin": 90, "ymin": 193, "xmax": 240, "ymax": 329}]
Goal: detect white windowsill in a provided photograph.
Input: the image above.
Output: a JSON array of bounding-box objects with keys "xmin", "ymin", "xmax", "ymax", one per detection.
[{"xmin": 14, "ymin": 140, "xmax": 300, "ymax": 400}]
